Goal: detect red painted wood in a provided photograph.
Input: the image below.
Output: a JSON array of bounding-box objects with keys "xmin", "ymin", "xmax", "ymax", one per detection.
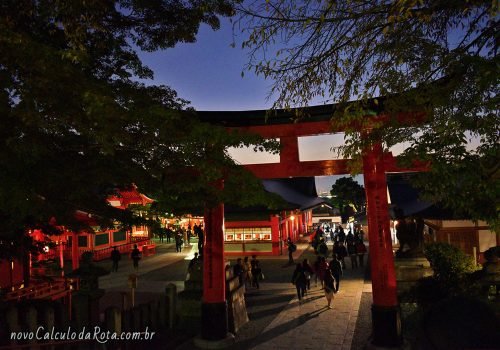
[
  {"xmin": 244, "ymin": 154, "xmax": 426, "ymax": 178},
  {"xmin": 279, "ymin": 136, "xmax": 300, "ymax": 163},
  {"xmin": 270, "ymin": 216, "xmax": 280, "ymax": 255},
  {"xmin": 71, "ymin": 232, "xmax": 79, "ymax": 271},
  {"xmin": 245, "ymin": 159, "xmax": 352, "ymax": 178},
  {"xmin": 363, "ymin": 143, "xmax": 398, "ymax": 307},
  {"xmin": 203, "ymin": 202, "xmax": 226, "ymax": 303},
  {"xmin": 225, "ymin": 220, "xmax": 273, "ymax": 228}
]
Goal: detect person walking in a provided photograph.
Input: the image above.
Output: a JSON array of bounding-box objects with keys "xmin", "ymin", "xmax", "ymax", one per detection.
[
  {"xmin": 175, "ymin": 232, "xmax": 183, "ymax": 252},
  {"xmin": 334, "ymin": 240, "xmax": 348, "ymax": 269},
  {"xmin": 347, "ymin": 240, "xmax": 358, "ymax": 269},
  {"xmin": 110, "ymin": 246, "xmax": 121, "ymax": 272},
  {"xmin": 318, "ymin": 256, "xmax": 329, "ymax": 289},
  {"xmin": 338, "ymin": 225, "xmax": 346, "ymax": 244},
  {"xmin": 291, "ymin": 263, "xmax": 307, "ymax": 302},
  {"xmin": 165, "ymin": 227, "xmax": 172, "ymax": 243},
  {"xmin": 313, "ymin": 255, "xmax": 321, "ymax": 287},
  {"xmin": 329, "ymin": 255, "xmax": 343, "ymax": 293},
  {"xmin": 243, "ymin": 256, "xmax": 253, "ymax": 289},
  {"xmin": 251, "ymin": 255, "xmax": 261, "ymax": 289},
  {"xmin": 233, "ymin": 258, "xmax": 244, "ymax": 285},
  {"xmin": 356, "ymin": 239, "xmax": 367, "ymax": 267},
  {"xmin": 324, "ymin": 269, "xmax": 336, "ymax": 308},
  {"xmin": 286, "ymin": 237, "xmax": 296, "ymax": 265},
  {"xmin": 318, "ymin": 238, "xmax": 329, "ymax": 257},
  {"xmin": 130, "ymin": 244, "xmax": 141, "ymax": 272},
  {"xmin": 302, "ymin": 258, "xmax": 314, "ymax": 291},
  {"xmin": 196, "ymin": 224, "xmax": 204, "ymax": 257}
]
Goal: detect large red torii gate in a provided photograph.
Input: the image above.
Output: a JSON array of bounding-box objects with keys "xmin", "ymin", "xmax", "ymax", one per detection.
[{"xmin": 198, "ymin": 104, "xmax": 425, "ymax": 347}]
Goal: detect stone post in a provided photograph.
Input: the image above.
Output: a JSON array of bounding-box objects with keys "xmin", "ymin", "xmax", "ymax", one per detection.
[
  {"xmin": 105, "ymin": 307, "xmax": 122, "ymax": 334},
  {"xmin": 165, "ymin": 283, "xmax": 177, "ymax": 329}
]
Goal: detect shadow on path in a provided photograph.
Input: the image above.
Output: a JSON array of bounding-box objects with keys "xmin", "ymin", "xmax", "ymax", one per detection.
[{"xmin": 231, "ymin": 307, "xmax": 330, "ymax": 349}]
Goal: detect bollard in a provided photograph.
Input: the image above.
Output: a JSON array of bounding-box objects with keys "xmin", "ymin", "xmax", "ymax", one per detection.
[
  {"xmin": 105, "ymin": 307, "xmax": 122, "ymax": 334},
  {"xmin": 158, "ymin": 298, "xmax": 167, "ymax": 329},
  {"xmin": 121, "ymin": 309, "xmax": 132, "ymax": 332},
  {"xmin": 121, "ymin": 291, "xmax": 129, "ymax": 311},
  {"xmin": 5, "ymin": 306, "xmax": 20, "ymax": 346},
  {"xmin": 140, "ymin": 303, "xmax": 150, "ymax": 329},
  {"xmin": 23, "ymin": 306, "xmax": 38, "ymax": 345},
  {"xmin": 132, "ymin": 306, "xmax": 142, "ymax": 331},
  {"xmin": 72, "ymin": 294, "xmax": 90, "ymax": 329},
  {"xmin": 41, "ymin": 304, "xmax": 55, "ymax": 330},
  {"xmin": 40, "ymin": 304, "xmax": 56, "ymax": 350},
  {"xmin": 128, "ymin": 274, "xmax": 138, "ymax": 307},
  {"xmin": 51, "ymin": 301, "xmax": 68, "ymax": 330},
  {"xmin": 165, "ymin": 283, "xmax": 177, "ymax": 329},
  {"xmin": 149, "ymin": 301, "xmax": 159, "ymax": 330}
]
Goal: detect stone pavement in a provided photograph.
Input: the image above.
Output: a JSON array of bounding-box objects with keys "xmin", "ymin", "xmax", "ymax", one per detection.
[
  {"xmin": 95, "ymin": 238, "xmax": 374, "ymax": 349},
  {"xmin": 248, "ymin": 274, "xmax": 369, "ymax": 350},
  {"xmin": 178, "ymin": 240, "xmax": 374, "ymax": 350},
  {"xmin": 97, "ymin": 241, "xmax": 197, "ymax": 312}
]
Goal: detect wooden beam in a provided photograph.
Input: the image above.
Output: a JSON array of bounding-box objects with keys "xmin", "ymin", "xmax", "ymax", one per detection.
[
  {"xmin": 231, "ymin": 121, "xmax": 333, "ymax": 138},
  {"xmin": 244, "ymin": 159, "xmax": 351, "ymax": 178},
  {"xmin": 243, "ymin": 154, "xmax": 427, "ymax": 179}
]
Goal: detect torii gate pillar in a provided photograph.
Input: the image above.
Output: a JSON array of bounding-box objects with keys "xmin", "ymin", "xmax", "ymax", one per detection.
[
  {"xmin": 363, "ymin": 143, "xmax": 402, "ymax": 347},
  {"xmin": 201, "ymin": 196, "xmax": 229, "ymax": 341}
]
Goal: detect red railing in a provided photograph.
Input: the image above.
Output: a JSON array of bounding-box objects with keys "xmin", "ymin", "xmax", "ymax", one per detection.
[
  {"xmin": 84, "ymin": 239, "xmax": 154, "ymax": 261},
  {"xmin": 3, "ymin": 277, "xmax": 76, "ymax": 302}
]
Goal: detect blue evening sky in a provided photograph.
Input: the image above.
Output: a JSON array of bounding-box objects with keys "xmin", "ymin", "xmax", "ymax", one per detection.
[
  {"xmin": 140, "ymin": 19, "xmax": 274, "ymax": 111},
  {"xmin": 139, "ymin": 19, "xmax": 361, "ymax": 193}
]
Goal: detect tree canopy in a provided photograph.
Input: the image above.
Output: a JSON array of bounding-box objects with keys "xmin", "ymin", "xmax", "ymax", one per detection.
[
  {"xmin": 236, "ymin": 0, "xmax": 499, "ymax": 230},
  {"xmin": 0, "ymin": 0, "xmax": 280, "ymax": 259},
  {"xmin": 330, "ymin": 177, "xmax": 365, "ymax": 222}
]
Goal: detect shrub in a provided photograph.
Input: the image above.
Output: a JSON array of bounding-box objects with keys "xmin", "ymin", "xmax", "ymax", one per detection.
[
  {"xmin": 425, "ymin": 242, "xmax": 477, "ymax": 281},
  {"xmin": 412, "ymin": 243, "xmax": 482, "ymax": 305}
]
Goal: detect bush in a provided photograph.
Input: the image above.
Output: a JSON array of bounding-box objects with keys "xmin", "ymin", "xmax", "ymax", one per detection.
[
  {"xmin": 410, "ymin": 243, "xmax": 482, "ymax": 306},
  {"xmin": 425, "ymin": 242, "xmax": 478, "ymax": 281}
]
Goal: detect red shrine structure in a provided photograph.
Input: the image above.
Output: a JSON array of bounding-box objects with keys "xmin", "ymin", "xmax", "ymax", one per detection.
[
  {"xmin": 197, "ymin": 103, "xmax": 427, "ymax": 347},
  {"xmin": 0, "ymin": 185, "xmax": 156, "ymax": 300},
  {"xmin": 225, "ymin": 177, "xmax": 329, "ymax": 256}
]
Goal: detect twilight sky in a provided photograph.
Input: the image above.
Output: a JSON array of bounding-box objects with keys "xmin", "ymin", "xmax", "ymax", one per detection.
[
  {"xmin": 140, "ymin": 19, "xmax": 274, "ymax": 111},
  {"xmin": 139, "ymin": 19, "xmax": 361, "ymax": 193}
]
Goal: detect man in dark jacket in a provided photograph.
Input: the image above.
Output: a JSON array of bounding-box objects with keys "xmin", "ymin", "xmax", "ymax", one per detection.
[
  {"xmin": 329, "ymin": 255, "xmax": 343, "ymax": 293},
  {"xmin": 111, "ymin": 246, "xmax": 121, "ymax": 272}
]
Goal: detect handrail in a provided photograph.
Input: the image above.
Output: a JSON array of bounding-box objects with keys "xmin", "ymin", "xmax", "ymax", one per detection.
[{"xmin": 2, "ymin": 278, "xmax": 74, "ymax": 302}]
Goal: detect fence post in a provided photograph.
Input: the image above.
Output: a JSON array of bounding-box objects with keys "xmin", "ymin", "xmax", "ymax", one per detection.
[
  {"xmin": 105, "ymin": 307, "xmax": 122, "ymax": 334},
  {"xmin": 149, "ymin": 301, "xmax": 159, "ymax": 330},
  {"xmin": 140, "ymin": 303, "xmax": 150, "ymax": 329},
  {"xmin": 132, "ymin": 307, "xmax": 142, "ymax": 331},
  {"xmin": 5, "ymin": 306, "xmax": 20, "ymax": 346},
  {"xmin": 23, "ymin": 306, "xmax": 38, "ymax": 345},
  {"xmin": 165, "ymin": 283, "xmax": 177, "ymax": 329}
]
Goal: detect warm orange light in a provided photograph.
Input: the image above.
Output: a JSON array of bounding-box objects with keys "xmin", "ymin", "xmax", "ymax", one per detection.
[{"xmin": 290, "ymin": 215, "xmax": 295, "ymax": 221}]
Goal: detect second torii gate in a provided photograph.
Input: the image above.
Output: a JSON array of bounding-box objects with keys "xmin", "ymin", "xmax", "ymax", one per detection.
[{"xmin": 198, "ymin": 104, "xmax": 425, "ymax": 347}]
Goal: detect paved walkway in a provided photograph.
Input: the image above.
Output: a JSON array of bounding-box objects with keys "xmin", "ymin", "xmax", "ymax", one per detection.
[
  {"xmin": 176, "ymin": 240, "xmax": 373, "ymax": 350},
  {"xmin": 97, "ymin": 241, "xmax": 197, "ymax": 311},
  {"xmin": 95, "ymin": 238, "xmax": 374, "ymax": 349},
  {"xmin": 237, "ymin": 274, "xmax": 369, "ymax": 350}
]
